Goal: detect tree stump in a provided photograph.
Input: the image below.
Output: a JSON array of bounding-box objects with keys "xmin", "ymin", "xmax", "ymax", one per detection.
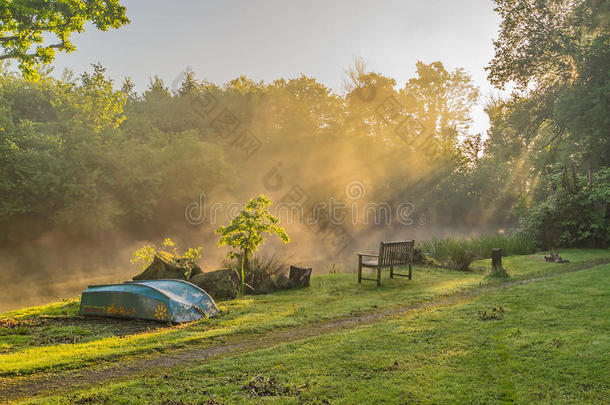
[
  {"xmin": 491, "ymin": 248, "xmax": 502, "ymax": 268},
  {"xmin": 288, "ymin": 266, "xmax": 312, "ymax": 288}
]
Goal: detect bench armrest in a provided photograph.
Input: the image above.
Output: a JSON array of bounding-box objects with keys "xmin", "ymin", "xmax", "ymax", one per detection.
[{"xmin": 356, "ymin": 253, "xmax": 379, "ymax": 258}]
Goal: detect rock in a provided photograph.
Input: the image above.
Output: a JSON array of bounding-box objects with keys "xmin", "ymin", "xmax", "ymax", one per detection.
[
  {"xmin": 190, "ymin": 264, "xmax": 203, "ymax": 278},
  {"xmin": 133, "ymin": 251, "xmax": 194, "ymax": 281},
  {"xmin": 190, "ymin": 269, "xmax": 239, "ymax": 300},
  {"xmin": 253, "ymin": 273, "xmax": 292, "ymax": 295}
]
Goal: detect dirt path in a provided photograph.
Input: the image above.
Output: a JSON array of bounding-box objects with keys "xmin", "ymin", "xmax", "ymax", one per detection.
[{"xmin": 2, "ymin": 260, "xmax": 608, "ymax": 404}]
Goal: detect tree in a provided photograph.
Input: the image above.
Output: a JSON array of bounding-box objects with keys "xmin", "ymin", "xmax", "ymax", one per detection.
[
  {"xmin": 71, "ymin": 63, "xmax": 126, "ymax": 131},
  {"xmin": 487, "ymin": 0, "xmax": 610, "ymax": 88},
  {"xmin": 0, "ymin": 0, "xmax": 129, "ymax": 78},
  {"xmin": 485, "ymin": 0, "xmax": 609, "ymax": 168},
  {"xmin": 400, "ymin": 61, "xmax": 479, "ymax": 156},
  {"xmin": 216, "ymin": 195, "xmax": 290, "ymax": 295}
]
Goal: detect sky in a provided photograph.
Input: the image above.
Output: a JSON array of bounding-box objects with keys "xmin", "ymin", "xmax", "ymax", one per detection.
[{"xmin": 49, "ymin": 0, "xmax": 502, "ymax": 134}]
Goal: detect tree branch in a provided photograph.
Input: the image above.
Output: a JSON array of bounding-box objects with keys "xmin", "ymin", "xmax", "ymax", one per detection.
[
  {"xmin": 0, "ymin": 41, "xmax": 67, "ymax": 60},
  {"xmin": 0, "ymin": 36, "xmax": 20, "ymax": 42},
  {"xmin": 0, "ymin": 20, "xmax": 75, "ymax": 42}
]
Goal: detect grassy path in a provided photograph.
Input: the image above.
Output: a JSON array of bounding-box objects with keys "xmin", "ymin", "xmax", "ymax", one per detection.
[{"xmin": 3, "ymin": 256, "xmax": 608, "ymax": 404}]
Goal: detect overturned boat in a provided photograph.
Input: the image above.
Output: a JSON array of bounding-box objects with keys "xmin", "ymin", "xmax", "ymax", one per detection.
[{"xmin": 79, "ymin": 279, "xmax": 219, "ymax": 322}]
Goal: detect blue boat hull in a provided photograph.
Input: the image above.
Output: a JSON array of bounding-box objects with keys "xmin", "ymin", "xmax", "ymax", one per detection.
[{"xmin": 79, "ymin": 279, "xmax": 219, "ymax": 322}]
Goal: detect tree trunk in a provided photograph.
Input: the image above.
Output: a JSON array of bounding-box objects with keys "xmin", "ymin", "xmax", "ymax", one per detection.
[
  {"xmin": 545, "ymin": 166, "xmax": 555, "ymax": 191},
  {"xmin": 239, "ymin": 250, "xmax": 246, "ymax": 296},
  {"xmin": 571, "ymin": 164, "xmax": 578, "ymax": 191}
]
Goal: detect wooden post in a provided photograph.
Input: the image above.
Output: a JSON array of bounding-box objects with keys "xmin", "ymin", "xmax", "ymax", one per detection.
[{"xmin": 491, "ymin": 248, "xmax": 502, "ymax": 268}]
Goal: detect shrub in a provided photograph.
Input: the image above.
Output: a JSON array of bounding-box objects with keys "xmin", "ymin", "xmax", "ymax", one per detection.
[
  {"xmin": 447, "ymin": 244, "xmax": 476, "ymax": 271},
  {"xmin": 418, "ymin": 233, "xmax": 536, "ymax": 271},
  {"xmin": 519, "ymin": 167, "xmax": 610, "ymax": 249},
  {"xmin": 224, "ymin": 253, "xmax": 290, "ymax": 294},
  {"xmin": 130, "ymin": 238, "xmax": 203, "ymax": 269}
]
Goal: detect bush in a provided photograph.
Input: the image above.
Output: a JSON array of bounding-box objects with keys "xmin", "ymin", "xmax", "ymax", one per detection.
[
  {"xmin": 519, "ymin": 168, "xmax": 610, "ymax": 249},
  {"xmin": 224, "ymin": 253, "xmax": 290, "ymax": 294},
  {"xmin": 130, "ymin": 237, "xmax": 202, "ymax": 270},
  {"xmin": 447, "ymin": 244, "xmax": 476, "ymax": 271}
]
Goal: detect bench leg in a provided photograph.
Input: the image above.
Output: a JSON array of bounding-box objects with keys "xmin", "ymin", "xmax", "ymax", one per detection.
[
  {"xmin": 377, "ymin": 266, "xmax": 381, "ymax": 286},
  {"xmin": 358, "ymin": 257, "xmax": 362, "ymax": 283},
  {"xmin": 390, "ymin": 266, "xmax": 394, "ymax": 278},
  {"xmin": 408, "ymin": 263, "xmax": 412, "ymax": 280}
]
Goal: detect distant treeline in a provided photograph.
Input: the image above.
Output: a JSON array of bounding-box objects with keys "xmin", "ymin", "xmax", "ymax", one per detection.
[
  {"xmin": 1, "ymin": 48, "xmax": 608, "ymax": 250},
  {"xmin": 2, "ymin": 0, "xmax": 610, "ymax": 251}
]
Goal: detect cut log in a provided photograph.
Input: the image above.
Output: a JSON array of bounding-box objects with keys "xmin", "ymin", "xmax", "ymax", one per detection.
[{"xmin": 288, "ymin": 266, "xmax": 312, "ymax": 288}]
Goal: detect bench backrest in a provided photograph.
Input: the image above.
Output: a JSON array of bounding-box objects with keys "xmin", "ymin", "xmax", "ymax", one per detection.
[{"xmin": 378, "ymin": 240, "xmax": 415, "ymax": 266}]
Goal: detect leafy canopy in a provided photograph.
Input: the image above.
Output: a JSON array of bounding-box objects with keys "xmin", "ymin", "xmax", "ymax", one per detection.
[
  {"xmin": 0, "ymin": 0, "xmax": 129, "ymax": 78},
  {"xmin": 216, "ymin": 194, "xmax": 290, "ymax": 257}
]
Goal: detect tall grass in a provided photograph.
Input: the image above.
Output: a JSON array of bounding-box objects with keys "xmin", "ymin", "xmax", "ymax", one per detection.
[
  {"xmin": 418, "ymin": 233, "xmax": 537, "ymax": 264},
  {"xmin": 223, "ymin": 254, "xmax": 290, "ymax": 294}
]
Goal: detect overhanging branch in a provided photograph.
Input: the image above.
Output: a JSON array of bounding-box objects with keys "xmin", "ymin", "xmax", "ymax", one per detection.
[{"xmin": 0, "ymin": 41, "xmax": 67, "ymax": 61}]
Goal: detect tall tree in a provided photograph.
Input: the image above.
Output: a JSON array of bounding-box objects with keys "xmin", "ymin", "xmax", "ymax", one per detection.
[
  {"xmin": 486, "ymin": 0, "xmax": 609, "ymax": 167},
  {"xmin": 400, "ymin": 61, "xmax": 479, "ymax": 156}
]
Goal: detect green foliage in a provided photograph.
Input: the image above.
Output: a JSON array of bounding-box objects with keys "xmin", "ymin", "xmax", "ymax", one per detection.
[
  {"xmin": 400, "ymin": 61, "xmax": 479, "ymax": 153},
  {"xmin": 130, "ymin": 238, "xmax": 203, "ymax": 269},
  {"xmin": 519, "ymin": 167, "xmax": 610, "ymax": 249},
  {"xmin": 0, "ymin": 67, "xmax": 231, "ymax": 243},
  {"xmin": 70, "ymin": 63, "xmax": 127, "ymax": 131},
  {"xmin": 482, "ymin": 0, "xmax": 609, "ymax": 243},
  {"xmin": 224, "ymin": 253, "xmax": 290, "ymax": 294},
  {"xmin": 160, "ymin": 238, "xmax": 177, "ymax": 255},
  {"xmin": 216, "ymin": 195, "xmax": 289, "ymax": 295},
  {"xmin": 419, "ymin": 234, "xmax": 537, "ymax": 269},
  {"xmin": 129, "ymin": 244, "xmax": 156, "ymax": 270},
  {"xmin": 487, "ymin": 0, "xmax": 608, "ymax": 89},
  {"xmin": 183, "ymin": 247, "xmax": 202, "ymax": 264},
  {"xmin": 446, "ymin": 244, "xmax": 476, "ymax": 271},
  {"xmin": 0, "ymin": 0, "xmax": 129, "ymax": 78}
]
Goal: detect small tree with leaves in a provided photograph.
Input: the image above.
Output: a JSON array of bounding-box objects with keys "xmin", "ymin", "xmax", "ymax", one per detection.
[{"xmin": 216, "ymin": 195, "xmax": 289, "ymax": 295}]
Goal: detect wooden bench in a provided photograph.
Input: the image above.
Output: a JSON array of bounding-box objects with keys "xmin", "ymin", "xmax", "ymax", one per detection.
[{"xmin": 357, "ymin": 240, "xmax": 415, "ymax": 286}]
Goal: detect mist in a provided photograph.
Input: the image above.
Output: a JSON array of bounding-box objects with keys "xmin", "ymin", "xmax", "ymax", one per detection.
[{"xmin": 0, "ymin": 60, "xmax": 515, "ymax": 313}]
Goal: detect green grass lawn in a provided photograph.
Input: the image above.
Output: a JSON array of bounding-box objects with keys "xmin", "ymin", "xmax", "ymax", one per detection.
[
  {"xmin": 1, "ymin": 249, "xmax": 608, "ymax": 378},
  {"xmin": 28, "ymin": 261, "xmax": 610, "ymax": 405}
]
